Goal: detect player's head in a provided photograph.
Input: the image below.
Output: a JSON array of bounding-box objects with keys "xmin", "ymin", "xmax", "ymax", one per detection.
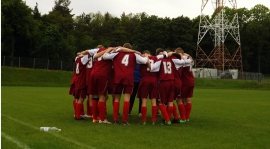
[
  {"xmin": 109, "ymin": 41, "xmax": 118, "ymax": 48},
  {"xmin": 166, "ymin": 48, "xmax": 172, "ymax": 53},
  {"xmin": 156, "ymin": 48, "xmax": 164, "ymax": 55},
  {"xmin": 97, "ymin": 45, "xmax": 104, "ymax": 48},
  {"xmin": 123, "ymin": 43, "xmax": 132, "ymax": 49},
  {"xmin": 175, "ymin": 47, "xmax": 184, "ymax": 54},
  {"xmin": 142, "ymin": 50, "xmax": 151, "ymax": 57}
]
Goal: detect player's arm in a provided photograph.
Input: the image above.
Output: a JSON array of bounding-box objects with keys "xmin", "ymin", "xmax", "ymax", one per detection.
[
  {"xmin": 150, "ymin": 60, "xmax": 161, "ymax": 72},
  {"xmin": 118, "ymin": 47, "xmax": 141, "ymax": 55},
  {"xmin": 81, "ymin": 55, "xmax": 89, "ymax": 65},
  {"xmin": 93, "ymin": 47, "xmax": 114, "ymax": 59},
  {"xmin": 102, "ymin": 48, "xmax": 119, "ymax": 60}
]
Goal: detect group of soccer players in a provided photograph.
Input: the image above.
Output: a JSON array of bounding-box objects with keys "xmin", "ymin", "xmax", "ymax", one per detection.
[{"xmin": 69, "ymin": 42, "xmax": 194, "ymax": 125}]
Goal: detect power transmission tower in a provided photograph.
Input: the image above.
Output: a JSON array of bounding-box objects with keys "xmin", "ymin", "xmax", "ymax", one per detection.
[{"xmin": 196, "ymin": 0, "xmax": 243, "ymax": 77}]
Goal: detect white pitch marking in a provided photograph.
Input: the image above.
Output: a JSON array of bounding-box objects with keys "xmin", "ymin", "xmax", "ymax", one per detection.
[
  {"xmin": 2, "ymin": 131, "xmax": 31, "ymax": 149},
  {"xmin": 2, "ymin": 114, "xmax": 95, "ymax": 149}
]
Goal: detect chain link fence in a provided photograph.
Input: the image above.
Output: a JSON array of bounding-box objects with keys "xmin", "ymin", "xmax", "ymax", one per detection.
[
  {"xmin": 1, "ymin": 56, "xmax": 268, "ymax": 82},
  {"xmin": 1, "ymin": 56, "xmax": 75, "ymax": 71}
]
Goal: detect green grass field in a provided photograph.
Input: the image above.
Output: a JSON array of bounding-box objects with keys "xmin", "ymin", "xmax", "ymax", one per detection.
[{"xmin": 2, "ymin": 86, "xmax": 270, "ymax": 149}]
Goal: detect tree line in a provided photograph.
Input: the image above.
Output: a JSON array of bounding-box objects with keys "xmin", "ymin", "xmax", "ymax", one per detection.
[{"xmin": 1, "ymin": 0, "xmax": 270, "ymax": 73}]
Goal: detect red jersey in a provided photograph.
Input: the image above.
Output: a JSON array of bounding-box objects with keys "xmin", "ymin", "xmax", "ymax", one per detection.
[
  {"xmin": 90, "ymin": 48, "xmax": 113, "ymax": 78},
  {"xmin": 103, "ymin": 51, "xmax": 148, "ymax": 85},
  {"xmin": 181, "ymin": 66, "xmax": 194, "ymax": 86},
  {"xmin": 157, "ymin": 57, "xmax": 175, "ymax": 81},
  {"xmin": 74, "ymin": 55, "xmax": 88, "ymax": 89},
  {"xmin": 140, "ymin": 56, "xmax": 158, "ymax": 78}
]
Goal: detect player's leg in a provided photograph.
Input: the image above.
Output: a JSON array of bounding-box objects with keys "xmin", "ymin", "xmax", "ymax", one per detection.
[
  {"xmin": 151, "ymin": 98, "xmax": 157, "ymax": 125},
  {"xmin": 140, "ymin": 98, "xmax": 147, "ymax": 124}
]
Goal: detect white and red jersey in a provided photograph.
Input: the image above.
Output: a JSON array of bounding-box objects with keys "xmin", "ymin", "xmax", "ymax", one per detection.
[
  {"xmin": 181, "ymin": 56, "xmax": 194, "ymax": 86},
  {"xmin": 90, "ymin": 48, "xmax": 113, "ymax": 79},
  {"xmin": 85, "ymin": 48, "xmax": 99, "ymax": 86},
  {"xmin": 103, "ymin": 50, "xmax": 148, "ymax": 85},
  {"xmin": 74, "ymin": 55, "xmax": 89, "ymax": 89}
]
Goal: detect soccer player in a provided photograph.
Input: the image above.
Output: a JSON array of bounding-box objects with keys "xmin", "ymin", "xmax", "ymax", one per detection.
[
  {"xmin": 180, "ymin": 52, "xmax": 194, "ymax": 122},
  {"xmin": 84, "ymin": 46, "xmax": 102, "ymax": 118},
  {"xmin": 74, "ymin": 52, "xmax": 89, "ymax": 120},
  {"xmin": 150, "ymin": 48, "xmax": 186, "ymax": 125},
  {"xmin": 137, "ymin": 50, "xmax": 163, "ymax": 125},
  {"xmin": 87, "ymin": 45, "xmax": 115, "ymax": 124},
  {"xmin": 103, "ymin": 43, "xmax": 150, "ymax": 125},
  {"xmin": 69, "ymin": 54, "xmax": 78, "ymax": 117}
]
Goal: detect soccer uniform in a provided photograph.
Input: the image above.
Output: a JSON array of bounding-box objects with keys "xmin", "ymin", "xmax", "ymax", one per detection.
[
  {"xmin": 89, "ymin": 48, "xmax": 113, "ymax": 122},
  {"xmin": 103, "ymin": 50, "xmax": 148, "ymax": 123},
  {"xmin": 86, "ymin": 48, "xmax": 99, "ymax": 95},
  {"xmin": 74, "ymin": 55, "xmax": 89, "ymax": 119}
]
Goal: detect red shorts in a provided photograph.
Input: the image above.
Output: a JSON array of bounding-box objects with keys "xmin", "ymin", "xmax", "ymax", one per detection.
[
  {"xmin": 137, "ymin": 77, "xmax": 158, "ymax": 99},
  {"xmin": 89, "ymin": 74, "xmax": 108, "ymax": 95},
  {"xmin": 181, "ymin": 85, "xmax": 194, "ymax": 98},
  {"xmin": 114, "ymin": 84, "xmax": 134, "ymax": 94},
  {"xmin": 74, "ymin": 88, "xmax": 86, "ymax": 99},
  {"xmin": 174, "ymin": 79, "xmax": 182, "ymax": 99},
  {"xmin": 158, "ymin": 80, "xmax": 175, "ymax": 104},
  {"xmin": 69, "ymin": 84, "xmax": 75, "ymax": 95}
]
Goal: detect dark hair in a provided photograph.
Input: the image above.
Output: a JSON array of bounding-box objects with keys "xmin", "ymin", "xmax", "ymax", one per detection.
[
  {"xmin": 109, "ymin": 41, "xmax": 118, "ymax": 47},
  {"xmin": 156, "ymin": 48, "xmax": 164, "ymax": 55}
]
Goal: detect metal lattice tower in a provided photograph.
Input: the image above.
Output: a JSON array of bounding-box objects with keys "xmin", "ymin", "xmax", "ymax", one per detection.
[{"xmin": 196, "ymin": 0, "xmax": 243, "ymax": 73}]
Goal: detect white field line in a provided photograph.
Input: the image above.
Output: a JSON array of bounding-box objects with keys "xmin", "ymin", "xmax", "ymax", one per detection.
[
  {"xmin": 2, "ymin": 114, "xmax": 95, "ymax": 149},
  {"xmin": 2, "ymin": 132, "xmax": 31, "ymax": 149}
]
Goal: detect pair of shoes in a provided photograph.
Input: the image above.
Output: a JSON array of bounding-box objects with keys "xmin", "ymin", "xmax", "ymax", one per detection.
[
  {"xmin": 138, "ymin": 113, "xmax": 142, "ymax": 117},
  {"xmin": 172, "ymin": 119, "xmax": 180, "ymax": 124},
  {"xmin": 114, "ymin": 121, "xmax": 119, "ymax": 125},
  {"xmin": 123, "ymin": 122, "xmax": 130, "ymax": 125},
  {"xmin": 140, "ymin": 122, "xmax": 146, "ymax": 125},
  {"xmin": 179, "ymin": 119, "xmax": 186, "ymax": 123},
  {"xmin": 161, "ymin": 121, "xmax": 171, "ymax": 126},
  {"xmin": 99, "ymin": 119, "xmax": 111, "ymax": 124},
  {"xmin": 81, "ymin": 114, "xmax": 92, "ymax": 118},
  {"xmin": 92, "ymin": 119, "xmax": 99, "ymax": 123}
]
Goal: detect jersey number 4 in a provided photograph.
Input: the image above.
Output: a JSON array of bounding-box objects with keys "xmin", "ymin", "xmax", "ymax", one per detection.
[{"xmin": 121, "ymin": 54, "xmax": 129, "ymax": 66}]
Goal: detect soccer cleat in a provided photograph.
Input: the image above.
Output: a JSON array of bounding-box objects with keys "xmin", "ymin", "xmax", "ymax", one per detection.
[
  {"xmin": 81, "ymin": 114, "xmax": 92, "ymax": 118},
  {"xmin": 92, "ymin": 119, "xmax": 99, "ymax": 123},
  {"xmin": 122, "ymin": 122, "xmax": 130, "ymax": 125},
  {"xmin": 179, "ymin": 119, "xmax": 186, "ymax": 123},
  {"xmin": 152, "ymin": 122, "xmax": 156, "ymax": 125},
  {"xmin": 172, "ymin": 119, "xmax": 180, "ymax": 124},
  {"xmin": 99, "ymin": 119, "xmax": 111, "ymax": 124},
  {"xmin": 140, "ymin": 122, "xmax": 146, "ymax": 125},
  {"xmin": 161, "ymin": 121, "xmax": 171, "ymax": 126},
  {"xmin": 113, "ymin": 121, "xmax": 119, "ymax": 125}
]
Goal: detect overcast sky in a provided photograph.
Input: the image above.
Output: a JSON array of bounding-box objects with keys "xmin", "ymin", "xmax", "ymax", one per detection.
[{"xmin": 24, "ymin": 0, "xmax": 270, "ymax": 19}]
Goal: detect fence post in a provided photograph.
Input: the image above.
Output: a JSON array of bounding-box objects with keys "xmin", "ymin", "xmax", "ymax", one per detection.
[
  {"xmin": 19, "ymin": 57, "xmax": 20, "ymax": 68},
  {"xmin": 33, "ymin": 58, "xmax": 35, "ymax": 69},
  {"xmin": 47, "ymin": 59, "xmax": 49, "ymax": 70}
]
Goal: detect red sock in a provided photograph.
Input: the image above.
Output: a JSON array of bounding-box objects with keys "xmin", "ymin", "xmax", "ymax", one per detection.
[
  {"xmin": 92, "ymin": 100, "xmax": 98, "ymax": 120},
  {"xmin": 113, "ymin": 101, "xmax": 120, "ymax": 121},
  {"xmin": 167, "ymin": 106, "xmax": 173, "ymax": 119},
  {"xmin": 178, "ymin": 104, "xmax": 186, "ymax": 120},
  {"xmin": 173, "ymin": 103, "xmax": 180, "ymax": 120},
  {"xmin": 73, "ymin": 100, "xmax": 76, "ymax": 115},
  {"xmin": 123, "ymin": 101, "xmax": 130, "ymax": 123},
  {"xmin": 158, "ymin": 104, "xmax": 170, "ymax": 122},
  {"xmin": 80, "ymin": 102, "xmax": 85, "ymax": 115},
  {"xmin": 141, "ymin": 106, "xmax": 147, "ymax": 122},
  {"xmin": 186, "ymin": 103, "xmax": 192, "ymax": 119},
  {"xmin": 98, "ymin": 101, "xmax": 106, "ymax": 121},
  {"xmin": 151, "ymin": 106, "xmax": 157, "ymax": 122},
  {"xmin": 75, "ymin": 103, "xmax": 82, "ymax": 119}
]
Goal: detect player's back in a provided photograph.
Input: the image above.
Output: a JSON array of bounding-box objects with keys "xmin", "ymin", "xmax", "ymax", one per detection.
[
  {"xmin": 75, "ymin": 57, "xmax": 86, "ymax": 89},
  {"xmin": 158, "ymin": 57, "xmax": 175, "ymax": 81},
  {"xmin": 113, "ymin": 52, "xmax": 136, "ymax": 85},
  {"xmin": 181, "ymin": 66, "xmax": 194, "ymax": 86},
  {"xmin": 91, "ymin": 48, "xmax": 112, "ymax": 78}
]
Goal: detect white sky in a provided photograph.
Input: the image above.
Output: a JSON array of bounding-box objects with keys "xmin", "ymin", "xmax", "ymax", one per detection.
[{"xmin": 24, "ymin": 0, "xmax": 270, "ymax": 19}]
